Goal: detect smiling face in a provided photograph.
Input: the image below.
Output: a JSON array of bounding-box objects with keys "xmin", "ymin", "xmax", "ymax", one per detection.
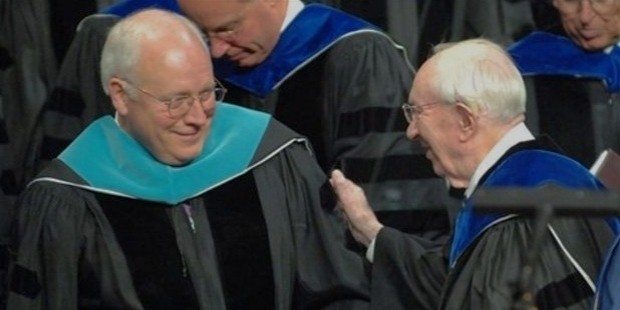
[
  {"xmin": 553, "ymin": 0, "xmax": 620, "ymax": 51},
  {"xmin": 179, "ymin": 0, "xmax": 286, "ymax": 67},
  {"xmin": 107, "ymin": 13, "xmax": 218, "ymax": 166},
  {"xmin": 405, "ymin": 61, "xmax": 463, "ymax": 184}
]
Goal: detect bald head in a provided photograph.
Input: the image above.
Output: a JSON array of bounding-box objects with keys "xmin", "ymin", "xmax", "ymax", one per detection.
[
  {"xmin": 100, "ymin": 9, "xmax": 210, "ymax": 92},
  {"xmin": 100, "ymin": 8, "xmax": 219, "ymax": 166}
]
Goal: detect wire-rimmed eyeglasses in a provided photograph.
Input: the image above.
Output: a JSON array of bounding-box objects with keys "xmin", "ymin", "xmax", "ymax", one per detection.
[
  {"xmin": 122, "ymin": 78, "xmax": 227, "ymax": 118},
  {"xmin": 554, "ymin": 0, "xmax": 616, "ymax": 14},
  {"xmin": 205, "ymin": 0, "xmax": 257, "ymax": 42},
  {"xmin": 401, "ymin": 102, "xmax": 442, "ymax": 123}
]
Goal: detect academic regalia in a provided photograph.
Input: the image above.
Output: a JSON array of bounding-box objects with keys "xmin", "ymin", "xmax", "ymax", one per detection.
[
  {"xmin": 8, "ymin": 103, "xmax": 370, "ymax": 309},
  {"xmin": 450, "ymin": 0, "xmax": 535, "ymax": 47},
  {"xmin": 100, "ymin": 0, "xmax": 180, "ymax": 17},
  {"xmin": 37, "ymin": 0, "xmax": 181, "ymax": 171},
  {"xmin": 37, "ymin": 14, "xmax": 119, "ymax": 172},
  {"xmin": 508, "ymin": 31, "xmax": 620, "ymax": 166},
  {"xmin": 0, "ymin": 0, "xmax": 61, "ymax": 305},
  {"xmin": 215, "ymin": 3, "xmax": 458, "ymax": 239},
  {"xmin": 594, "ymin": 235, "xmax": 620, "ymax": 310},
  {"xmin": 0, "ymin": 0, "xmax": 58, "ymax": 223},
  {"xmin": 0, "ymin": 0, "xmax": 111, "ymax": 205},
  {"xmin": 370, "ymin": 137, "xmax": 616, "ymax": 310}
]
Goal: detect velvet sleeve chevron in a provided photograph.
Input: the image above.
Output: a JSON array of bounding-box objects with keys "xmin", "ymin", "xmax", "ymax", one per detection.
[
  {"xmin": 320, "ymin": 32, "xmax": 458, "ymax": 236},
  {"xmin": 37, "ymin": 14, "xmax": 119, "ymax": 171}
]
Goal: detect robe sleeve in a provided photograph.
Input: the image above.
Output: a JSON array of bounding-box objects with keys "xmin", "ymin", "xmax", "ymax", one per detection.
[
  {"xmin": 270, "ymin": 141, "xmax": 372, "ymax": 309},
  {"xmin": 7, "ymin": 180, "xmax": 141, "ymax": 309},
  {"xmin": 8, "ymin": 182, "xmax": 91, "ymax": 309},
  {"xmin": 37, "ymin": 14, "xmax": 118, "ymax": 170},
  {"xmin": 371, "ymin": 227, "xmax": 448, "ymax": 310}
]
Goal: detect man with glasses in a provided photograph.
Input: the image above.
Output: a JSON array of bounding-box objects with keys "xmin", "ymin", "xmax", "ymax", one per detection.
[
  {"xmin": 177, "ymin": 0, "xmax": 457, "ymax": 243},
  {"xmin": 330, "ymin": 38, "xmax": 617, "ymax": 309},
  {"xmin": 7, "ymin": 9, "xmax": 371, "ymax": 309},
  {"xmin": 508, "ymin": 0, "xmax": 620, "ymax": 166}
]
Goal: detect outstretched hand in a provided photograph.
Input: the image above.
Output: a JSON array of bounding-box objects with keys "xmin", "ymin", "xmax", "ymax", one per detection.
[{"xmin": 329, "ymin": 169, "xmax": 384, "ymax": 247}]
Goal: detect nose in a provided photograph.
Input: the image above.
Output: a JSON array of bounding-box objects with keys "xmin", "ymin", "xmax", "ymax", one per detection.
[
  {"xmin": 182, "ymin": 97, "xmax": 211, "ymax": 125},
  {"xmin": 579, "ymin": 0, "xmax": 596, "ymax": 23},
  {"xmin": 208, "ymin": 36, "xmax": 232, "ymax": 58},
  {"xmin": 405, "ymin": 120, "xmax": 420, "ymax": 141}
]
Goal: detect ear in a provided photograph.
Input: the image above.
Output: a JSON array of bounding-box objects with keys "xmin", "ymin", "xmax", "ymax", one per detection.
[
  {"xmin": 455, "ymin": 101, "xmax": 477, "ymax": 141},
  {"xmin": 551, "ymin": 0, "xmax": 560, "ymax": 9},
  {"xmin": 108, "ymin": 77, "xmax": 130, "ymax": 116}
]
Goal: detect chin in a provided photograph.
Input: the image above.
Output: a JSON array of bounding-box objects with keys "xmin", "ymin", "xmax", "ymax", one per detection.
[
  {"xmin": 181, "ymin": 149, "xmax": 202, "ymax": 162},
  {"xmin": 237, "ymin": 53, "xmax": 269, "ymax": 67},
  {"xmin": 237, "ymin": 59, "xmax": 260, "ymax": 67},
  {"xmin": 578, "ymin": 37, "xmax": 612, "ymax": 51},
  {"xmin": 166, "ymin": 147, "xmax": 202, "ymax": 166},
  {"xmin": 432, "ymin": 167, "xmax": 447, "ymax": 178},
  {"xmin": 170, "ymin": 155, "xmax": 198, "ymax": 167}
]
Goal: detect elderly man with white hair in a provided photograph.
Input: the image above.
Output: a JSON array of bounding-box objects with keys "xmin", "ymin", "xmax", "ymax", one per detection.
[{"xmin": 331, "ymin": 38, "xmax": 618, "ymax": 310}]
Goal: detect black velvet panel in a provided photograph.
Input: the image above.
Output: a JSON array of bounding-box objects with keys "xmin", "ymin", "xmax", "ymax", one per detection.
[
  {"xmin": 0, "ymin": 170, "xmax": 19, "ymax": 196},
  {"xmin": 0, "ymin": 46, "xmax": 13, "ymax": 70},
  {"xmin": 338, "ymin": 107, "xmax": 408, "ymax": 138},
  {"xmin": 0, "ymin": 119, "xmax": 8, "ymax": 143},
  {"xmin": 46, "ymin": 88, "xmax": 85, "ymax": 117},
  {"xmin": 533, "ymin": 76, "xmax": 595, "ymax": 165},
  {"xmin": 275, "ymin": 54, "xmax": 328, "ymax": 169},
  {"xmin": 341, "ymin": 154, "xmax": 438, "ymax": 182},
  {"xmin": 9, "ymin": 264, "xmax": 41, "ymax": 299},
  {"xmin": 535, "ymin": 273, "xmax": 593, "ymax": 309},
  {"xmin": 39, "ymin": 136, "xmax": 72, "ymax": 160},
  {"xmin": 96, "ymin": 194, "xmax": 199, "ymax": 309},
  {"xmin": 202, "ymin": 173, "xmax": 275, "ymax": 310},
  {"xmin": 49, "ymin": 0, "xmax": 97, "ymax": 65}
]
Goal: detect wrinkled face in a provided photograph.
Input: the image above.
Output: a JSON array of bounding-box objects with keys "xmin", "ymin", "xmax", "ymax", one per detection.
[
  {"xmin": 553, "ymin": 0, "xmax": 620, "ymax": 51},
  {"xmin": 179, "ymin": 0, "xmax": 283, "ymax": 67},
  {"xmin": 405, "ymin": 65, "xmax": 462, "ymax": 183},
  {"xmin": 113, "ymin": 43, "xmax": 217, "ymax": 166}
]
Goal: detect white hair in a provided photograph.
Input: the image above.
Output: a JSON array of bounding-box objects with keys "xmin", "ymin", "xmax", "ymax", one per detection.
[{"xmin": 428, "ymin": 38, "xmax": 526, "ymax": 122}]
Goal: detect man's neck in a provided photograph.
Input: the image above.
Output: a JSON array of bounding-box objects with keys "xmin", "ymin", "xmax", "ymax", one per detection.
[{"xmin": 465, "ymin": 120, "xmax": 534, "ymax": 198}]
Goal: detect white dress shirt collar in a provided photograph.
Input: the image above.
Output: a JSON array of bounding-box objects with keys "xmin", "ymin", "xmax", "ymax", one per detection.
[
  {"xmin": 464, "ymin": 122, "xmax": 535, "ymax": 198},
  {"xmin": 281, "ymin": 0, "xmax": 305, "ymax": 32}
]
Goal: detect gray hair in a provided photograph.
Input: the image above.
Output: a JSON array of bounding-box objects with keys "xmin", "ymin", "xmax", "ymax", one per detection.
[
  {"xmin": 428, "ymin": 38, "xmax": 526, "ymax": 122},
  {"xmin": 100, "ymin": 9, "xmax": 209, "ymax": 94}
]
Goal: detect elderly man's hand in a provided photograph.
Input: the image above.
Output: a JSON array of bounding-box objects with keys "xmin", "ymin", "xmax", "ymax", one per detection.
[{"xmin": 329, "ymin": 169, "xmax": 384, "ymax": 247}]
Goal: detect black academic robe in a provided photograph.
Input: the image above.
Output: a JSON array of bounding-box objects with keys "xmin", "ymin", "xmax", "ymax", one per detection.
[
  {"xmin": 38, "ymin": 14, "xmax": 119, "ymax": 170},
  {"xmin": 1, "ymin": 0, "xmax": 62, "ymax": 306},
  {"xmin": 509, "ymin": 31, "xmax": 620, "ymax": 166},
  {"xmin": 369, "ymin": 139, "xmax": 616, "ymax": 310},
  {"xmin": 35, "ymin": 5, "xmax": 459, "ymax": 241},
  {"xmin": 215, "ymin": 4, "xmax": 457, "ymax": 239},
  {"xmin": 8, "ymin": 103, "xmax": 370, "ymax": 309}
]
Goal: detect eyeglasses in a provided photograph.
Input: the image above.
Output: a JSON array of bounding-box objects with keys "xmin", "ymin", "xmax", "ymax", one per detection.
[
  {"xmin": 401, "ymin": 102, "xmax": 442, "ymax": 123},
  {"xmin": 206, "ymin": 1, "xmax": 256, "ymax": 42},
  {"xmin": 122, "ymin": 78, "xmax": 227, "ymax": 118},
  {"xmin": 209, "ymin": 26, "xmax": 240, "ymax": 42},
  {"xmin": 555, "ymin": 0, "xmax": 616, "ymax": 14}
]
